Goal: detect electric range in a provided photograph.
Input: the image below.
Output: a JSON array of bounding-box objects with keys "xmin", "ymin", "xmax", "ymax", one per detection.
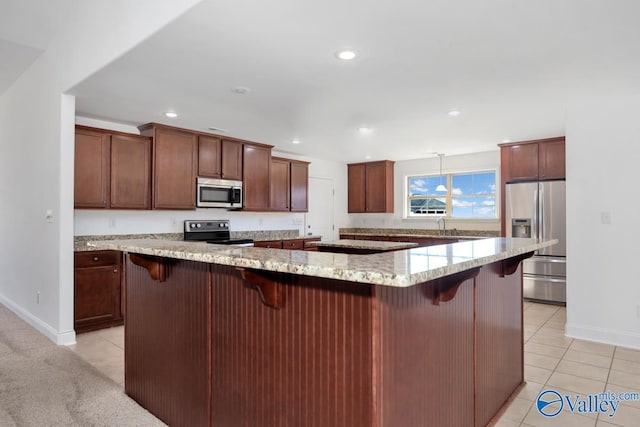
[{"xmin": 183, "ymin": 220, "xmax": 254, "ymax": 247}]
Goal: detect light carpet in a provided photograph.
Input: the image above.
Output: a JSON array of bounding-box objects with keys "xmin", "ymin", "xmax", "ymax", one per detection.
[{"xmin": 0, "ymin": 304, "xmax": 165, "ymax": 426}]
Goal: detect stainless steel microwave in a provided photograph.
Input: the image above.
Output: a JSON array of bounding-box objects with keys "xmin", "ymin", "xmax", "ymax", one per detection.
[{"xmin": 196, "ymin": 177, "xmax": 242, "ymax": 208}]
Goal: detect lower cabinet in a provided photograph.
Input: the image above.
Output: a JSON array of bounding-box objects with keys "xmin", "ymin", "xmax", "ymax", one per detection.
[
  {"xmin": 74, "ymin": 250, "xmax": 123, "ymax": 333},
  {"xmin": 254, "ymin": 237, "xmax": 320, "ymax": 250}
]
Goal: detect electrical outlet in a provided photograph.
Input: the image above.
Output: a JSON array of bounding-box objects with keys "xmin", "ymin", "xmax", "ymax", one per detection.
[
  {"xmin": 601, "ymin": 211, "xmax": 611, "ymax": 225},
  {"xmin": 37, "ymin": 292, "xmax": 40, "ymax": 304},
  {"xmin": 109, "ymin": 217, "xmax": 116, "ymax": 227},
  {"xmin": 258, "ymin": 218, "xmax": 264, "ymax": 226}
]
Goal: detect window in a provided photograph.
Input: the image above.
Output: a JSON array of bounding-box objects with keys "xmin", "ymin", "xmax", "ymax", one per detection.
[{"xmin": 408, "ymin": 170, "xmax": 496, "ymax": 218}]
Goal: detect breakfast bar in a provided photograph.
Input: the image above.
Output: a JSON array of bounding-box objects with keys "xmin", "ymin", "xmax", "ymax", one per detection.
[{"xmin": 89, "ymin": 237, "xmax": 556, "ymax": 427}]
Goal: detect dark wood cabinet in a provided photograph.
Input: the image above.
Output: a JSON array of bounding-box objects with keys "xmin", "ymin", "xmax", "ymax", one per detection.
[
  {"xmin": 270, "ymin": 157, "xmax": 291, "ymax": 211},
  {"xmin": 243, "ymin": 143, "xmax": 271, "ymax": 210},
  {"xmin": 500, "ymin": 137, "xmax": 565, "ymax": 183},
  {"xmin": 140, "ymin": 124, "xmax": 197, "ymax": 209},
  {"xmin": 253, "ymin": 240, "xmax": 284, "ymax": 249},
  {"xmin": 198, "ymin": 136, "xmax": 243, "ymax": 180},
  {"xmin": 539, "ymin": 139, "xmax": 566, "ymax": 180},
  {"xmin": 74, "ymin": 250, "xmax": 123, "ymax": 333},
  {"xmin": 348, "ymin": 161, "xmax": 394, "ymax": 213},
  {"xmin": 110, "ymin": 134, "xmax": 151, "ymax": 209},
  {"xmin": 75, "ymin": 126, "xmax": 151, "ymax": 209},
  {"xmin": 290, "ymin": 160, "xmax": 309, "ymax": 212},
  {"xmin": 74, "ymin": 127, "xmax": 110, "ymax": 208},
  {"xmin": 254, "ymin": 237, "xmax": 320, "ymax": 250},
  {"xmin": 270, "ymin": 158, "xmax": 310, "ymax": 212}
]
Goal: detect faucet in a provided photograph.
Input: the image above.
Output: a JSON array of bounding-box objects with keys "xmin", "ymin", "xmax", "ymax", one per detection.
[{"xmin": 436, "ymin": 217, "xmax": 446, "ymax": 236}]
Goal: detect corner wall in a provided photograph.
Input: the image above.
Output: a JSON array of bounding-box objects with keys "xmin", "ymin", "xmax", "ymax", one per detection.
[
  {"xmin": 0, "ymin": 1, "xmax": 203, "ymax": 345},
  {"xmin": 565, "ymin": 94, "xmax": 640, "ymax": 349}
]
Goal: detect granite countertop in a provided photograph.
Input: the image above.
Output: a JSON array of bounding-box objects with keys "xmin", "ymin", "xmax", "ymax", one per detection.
[
  {"xmin": 87, "ymin": 237, "xmax": 556, "ymax": 288},
  {"xmin": 308, "ymin": 239, "xmax": 418, "ymax": 251},
  {"xmin": 341, "ymin": 232, "xmax": 486, "ymax": 241}
]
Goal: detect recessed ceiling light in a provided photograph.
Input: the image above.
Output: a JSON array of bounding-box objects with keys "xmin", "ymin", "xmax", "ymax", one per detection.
[
  {"xmin": 291, "ymin": 139, "xmax": 301, "ymax": 144},
  {"xmin": 448, "ymin": 110, "xmax": 461, "ymax": 117},
  {"xmin": 164, "ymin": 111, "xmax": 178, "ymax": 118},
  {"xmin": 358, "ymin": 126, "xmax": 373, "ymax": 134},
  {"xmin": 335, "ymin": 49, "xmax": 357, "ymax": 61},
  {"xmin": 365, "ymin": 155, "xmax": 372, "ymax": 160},
  {"xmin": 502, "ymin": 139, "xmax": 511, "ymax": 143},
  {"xmin": 231, "ymin": 86, "xmax": 251, "ymax": 95}
]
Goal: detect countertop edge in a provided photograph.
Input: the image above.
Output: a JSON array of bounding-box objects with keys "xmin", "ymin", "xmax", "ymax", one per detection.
[{"xmin": 87, "ymin": 238, "xmax": 557, "ymax": 288}]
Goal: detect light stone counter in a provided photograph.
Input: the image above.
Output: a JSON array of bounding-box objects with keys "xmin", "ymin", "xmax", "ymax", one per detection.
[{"xmin": 88, "ymin": 237, "xmax": 556, "ymax": 288}]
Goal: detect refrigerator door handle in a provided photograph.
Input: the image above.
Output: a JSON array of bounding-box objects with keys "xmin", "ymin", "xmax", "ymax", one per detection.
[{"xmin": 538, "ymin": 182, "xmax": 544, "ymax": 241}]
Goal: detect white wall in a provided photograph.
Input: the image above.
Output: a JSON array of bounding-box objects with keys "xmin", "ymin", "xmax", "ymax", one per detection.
[
  {"xmin": 348, "ymin": 151, "xmax": 501, "ymax": 232},
  {"xmin": 565, "ymin": 94, "xmax": 640, "ymax": 349},
  {"xmin": 0, "ymin": 1, "xmax": 202, "ymax": 345}
]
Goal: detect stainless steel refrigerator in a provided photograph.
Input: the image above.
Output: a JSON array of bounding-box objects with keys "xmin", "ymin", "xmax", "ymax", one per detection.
[{"xmin": 505, "ymin": 180, "xmax": 566, "ymax": 304}]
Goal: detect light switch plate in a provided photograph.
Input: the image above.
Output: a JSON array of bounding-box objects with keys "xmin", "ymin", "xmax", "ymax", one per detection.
[
  {"xmin": 600, "ymin": 211, "xmax": 611, "ymax": 225},
  {"xmin": 45, "ymin": 209, "xmax": 54, "ymax": 223}
]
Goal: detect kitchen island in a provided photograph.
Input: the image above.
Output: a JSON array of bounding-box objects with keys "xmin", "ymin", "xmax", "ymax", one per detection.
[{"xmin": 89, "ymin": 237, "xmax": 556, "ymax": 427}]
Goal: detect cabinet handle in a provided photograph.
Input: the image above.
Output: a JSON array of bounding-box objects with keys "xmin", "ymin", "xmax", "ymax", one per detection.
[
  {"xmin": 113, "ymin": 269, "xmax": 118, "ymax": 273},
  {"xmin": 93, "ymin": 256, "xmax": 99, "ymax": 261}
]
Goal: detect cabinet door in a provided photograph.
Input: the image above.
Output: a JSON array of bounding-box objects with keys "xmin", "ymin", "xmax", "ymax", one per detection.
[
  {"xmin": 198, "ymin": 135, "xmax": 222, "ymax": 178},
  {"xmin": 290, "ymin": 161, "xmax": 309, "ymax": 212},
  {"xmin": 243, "ymin": 144, "xmax": 271, "ymax": 210},
  {"xmin": 74, "ymin": 265, "xmax": 121, "ymax": 329},
  {"xmin": 366, "ymin": 161, "xmax": 394, "ymax": 213},
  {"xmin": 110, "ymin": 134, "xmax": 151, "ymax": 209},
  {"xmin": 348, "ymin": 164, "xmax": 366, "ymax": 213},
  {"xmin": 507, "ymin": 144, "xmax": 539, "ymax": 181},
  {"xmin": 270, "ymin": 158, "xmax": 290, "ymax": 211},
  {"xmin": 221, "ymin": 140, "xmax": 243, "ymax": 180},
  {"xmin": 282, "ymin": 239, "xmax": 304, "ymax": 250},
  {"xmin": 153, "ymin": 127, "xmax": 197, "ymax": 209},
  {"xmin": 74, "ymin": 128, "xmax": 110, "ymax": 208},
  {"xmin": 539, "ymin": 139, "xmax": 565, "ymax": 180}
]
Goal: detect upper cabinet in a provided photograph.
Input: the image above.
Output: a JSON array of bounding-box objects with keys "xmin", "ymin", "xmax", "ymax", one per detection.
[
  {"xmin": 75, "ymin": 127, "xmax": 110, "ymax": 208},
  {"xmin": 198, "ymin": 136, "xmax": 243, "ymax": 181},
  {"xmin": 290, "ymin": 160, "xmax": 309, "ymax": 212},
  {"xmin": 270, "ymin": 157, "xmax": 310, "ymax": 212},
  {"xmin": 110, "ymin": 134, "xmax": 151, "ymax": 209},
  {"xmin": 139, "ymin": 123, "xmax": 197, "ymax": 210},
  {"xmin": 500, "ymin": 137, "xmax": 565, "ymax": 182},
  {"xmin": 74, "ymin": 126, "xmax": 151, "ymax": 209},
  {"xmin": 243, "ymin": 143, "xmax": 272, "ymax": 211},
  {"xmin": 347, "ymin": 160, "xmax": 395, "ymax": 213}
]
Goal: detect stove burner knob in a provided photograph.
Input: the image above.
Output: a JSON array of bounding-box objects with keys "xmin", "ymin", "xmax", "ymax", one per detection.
[
  {"xmin": 190, "ymin": 223, "xmax": 196, "ymax": 228},
  {"xmin": 196, "ymin": 224, "xmax": 202, "ymax": 228}
]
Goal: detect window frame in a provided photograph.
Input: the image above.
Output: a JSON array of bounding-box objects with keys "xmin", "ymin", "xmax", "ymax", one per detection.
[{"xmin": 406, "ymin": 168, "xmax": 497, "ymax": 219}]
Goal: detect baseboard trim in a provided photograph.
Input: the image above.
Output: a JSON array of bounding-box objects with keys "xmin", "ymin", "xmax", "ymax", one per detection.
[
  {"xmin": 0, "ymin": 293, "xmax": 76, "ymax": 346},
  {"xmin": 565, "ymin": 323, "xmax": 640, "ymax": 350}
]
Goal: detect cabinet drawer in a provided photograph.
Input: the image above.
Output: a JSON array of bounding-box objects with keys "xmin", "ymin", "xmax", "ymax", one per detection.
[
  {"xmin": 75, "ymin": 250, "xmax": 121, "ymax": 268},
  {"xmin": 282, "ymin": 239, "xmax": 304, "ymax": 250},
  {"xmin": 254, "ymin": 240, "xmax": 284, "ymax": 249}
]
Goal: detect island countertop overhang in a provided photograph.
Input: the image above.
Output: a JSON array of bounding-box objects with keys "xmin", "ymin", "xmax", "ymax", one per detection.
[{"xmin": 88, "ymin": 237, "xmax": 557, "ymax": 288}]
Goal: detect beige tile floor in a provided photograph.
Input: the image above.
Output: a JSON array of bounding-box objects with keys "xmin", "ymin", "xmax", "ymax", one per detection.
[{"xmin": 69, "ymin": 302, "xmax": 640, "ymax": 426}]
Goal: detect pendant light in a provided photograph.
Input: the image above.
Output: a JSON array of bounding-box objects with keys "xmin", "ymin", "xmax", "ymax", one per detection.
[{"xmin": 435, "ymin": 153, "xmax": 447, "ymax": 192}]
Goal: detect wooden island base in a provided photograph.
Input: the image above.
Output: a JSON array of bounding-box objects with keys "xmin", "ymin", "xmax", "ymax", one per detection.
[{"xmin": 124, "ymin": 254, "xmax": 527, "ymax": 427}]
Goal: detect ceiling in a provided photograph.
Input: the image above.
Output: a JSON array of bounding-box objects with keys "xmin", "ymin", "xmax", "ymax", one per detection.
[
  {"xmin": 64, "ymin": 0, "xmax": 640, "ymax": 162},
  {"xmin": 0, "ymin": 0, "xmax": 72, "ymax": 95}
]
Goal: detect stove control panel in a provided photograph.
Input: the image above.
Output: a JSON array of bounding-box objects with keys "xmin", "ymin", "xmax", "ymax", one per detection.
[{"xmin": 184, "ymin": 220, "xmax": 230, "ymax": 233}]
